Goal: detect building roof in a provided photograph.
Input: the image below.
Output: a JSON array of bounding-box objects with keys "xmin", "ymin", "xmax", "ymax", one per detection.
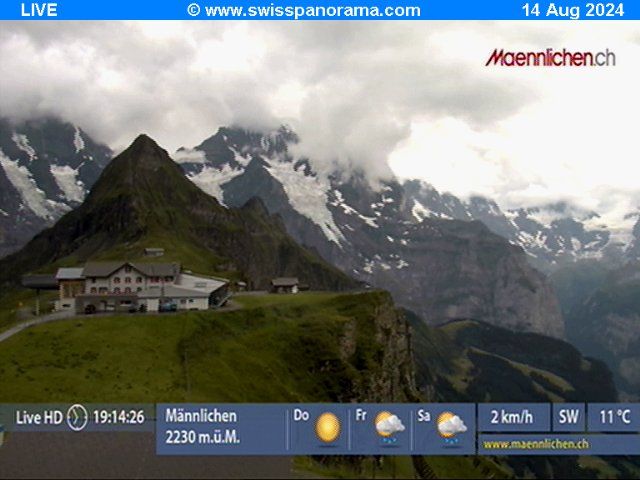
[
  {"xmin": 82, "ymin": 262, "xmax": 127, "ymax": 277},
  {"xmin": 271, "ymin": 277, "xmax": 299, "ymax": 287},
  {"xmin": 82, "ymin": 262, "xmax": 180, "ymax": 278},
  {"xmin": 55, "ymin": 268, "xmax": 85, "ymax": 280},
  {"xmin": 137, "ymin": 286, "xmax": 210, "ymax": 299},
  {"xmin": 177, "ymin": 273, "xmax": 228, "ymax": 293},
  {"xmin": 134, "ymin": 263, "xmax": 180, "ymax": 277}
]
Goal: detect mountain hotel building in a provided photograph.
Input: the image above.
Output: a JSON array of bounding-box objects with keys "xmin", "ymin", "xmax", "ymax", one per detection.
[{"xmin": 54, "ymin": 261, "xmax": 229, "ymax": 314}]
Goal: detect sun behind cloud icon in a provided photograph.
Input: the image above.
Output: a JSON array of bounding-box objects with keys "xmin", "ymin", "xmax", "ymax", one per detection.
[
  {"xmin": 437, "ymin": 412, "xmax": 467, "ymax": 438},
  {"xmin": 375, "ymin": 411, "xmax": 405, "ymax": 437}
]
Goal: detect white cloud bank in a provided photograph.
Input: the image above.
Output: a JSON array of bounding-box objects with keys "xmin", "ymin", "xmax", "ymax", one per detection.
[{"xmin": 0, "ymin": 21, "xmax": 638, "ymax": 225}]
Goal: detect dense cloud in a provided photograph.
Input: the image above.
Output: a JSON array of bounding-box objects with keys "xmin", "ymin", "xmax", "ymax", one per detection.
[{"xmin": 0, "ymin": 21, "xmax": 638, "ymax": 224}]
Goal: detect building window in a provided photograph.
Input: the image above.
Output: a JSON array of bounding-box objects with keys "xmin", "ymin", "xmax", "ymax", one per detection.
[
  {"xmin": 125, "ymin": 287, "xmax": 131, "ymax": 294},
  {"xmin": 91, "ymin": 278, "xmax": 96, "ymax": 283},
  {"xmin": 124, "ymin": 266, "xmax": 132, "ymax": 273},
  {"xmin": 137, "ymin": 287, "xmax": 142, "ymax": 292},
  {"xmin": 180, "ymin": 299, "xmax": 186, "ymax": 304},
  {"xmin": 189, "ymin": 299, "xmax": 194, "ymax": 303},
  {"xmin": 125, "ymin": 277, "xmax": 131, "ymax": 284},
  {"xmin": 114, "ymin": 277, "xmax": 121, "ymax": 284},
  {"xmin": 165, "ymin": 276, "xmax": 173, "ymax": 282},
  {"xmin": 99, "ymin": 287, "xmax": 108, "ymax": 294},
  {"xmin": 90, "ymin": 287, "xmax": 97, "ymax": 294},
  {"xmin": 136, "ymin": 277, "xmax": 143, "ymax": 283},
  {"xmin": 114, "ymin": 287, "xmax": 121, "ymax": 294}
]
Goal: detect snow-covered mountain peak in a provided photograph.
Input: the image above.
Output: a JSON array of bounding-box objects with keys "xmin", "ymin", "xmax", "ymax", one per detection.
[
  {"xmin": 178, "ymin": 126, "xmax": 345, "ymax": 244},
  {"xmin": 0, "ymin": 117, "xmax": 112, "ymax": 257},
  {"xmin": 176, "ymin": 126, "xmax": 638, "ymax": 272}
]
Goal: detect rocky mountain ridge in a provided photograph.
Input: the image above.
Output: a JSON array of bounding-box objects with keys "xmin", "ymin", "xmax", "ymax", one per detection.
[
  {"xmin": 177, "ymin": 126, "xmax": 565, "ymax": 337},
  {"xmin": 553, "ymin": 260, "xmax": 640, "ymax": 400},
  {"xmin": 177, "ymin": 125, "xmax": 638, "ymax": 273}
]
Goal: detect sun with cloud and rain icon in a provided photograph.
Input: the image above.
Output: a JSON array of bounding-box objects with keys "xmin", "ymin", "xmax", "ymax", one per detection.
[
  {"xmin": 375, "ymin": 411, "xmax": 405, "ymax": 444},
  {"xmin": 436, "ymin": 411, "xmax": 467, "ymax": 445}
]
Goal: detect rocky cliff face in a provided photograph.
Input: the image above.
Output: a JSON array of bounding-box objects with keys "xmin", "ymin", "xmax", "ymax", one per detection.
[
  {"xmin": 339, "ymin": 291, "xmax": 419, "ymax": 402},
  {"xmin": 353, "ymin": 218, "xmax": 564, "ymax": 338},
  {"xmin": 562, "ymin": 262, "xmax": 640, "ymax": 399},
  {"xmin": 627, "ymin": 217, "xmax": 640, "ymax": 260},
  {"xmin": 178, "ymin": 126, "xmax": 564, "ymax": 337}
]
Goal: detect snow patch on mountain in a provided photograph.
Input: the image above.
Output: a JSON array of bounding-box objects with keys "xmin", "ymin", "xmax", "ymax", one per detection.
[
  {"xmin": 187, "ymin": 163, "xmax": 244, "ymax": 205},
  {"xmin": 503, "ymin": 209, "xmax": 520, "ymax": 225},
  {"xmin": 411, "ymin": 199, "xmax": 452, "ymax": 221},
  {"xmin": 230, "ymin": 147, "xmax": 251, "ymax": 168},
  {"xmin": 0, "ymin": 149, "xmax": 52, "ymax": 218},
  {"xmin": 73, "ymin": 126, "xmax": 85, "ymax": 153},
  {"xmin": 11, "ymin": 133, "xmax": 37, "ymax": 162},
  {"xmin": 411, "ymin": 199, "xmax": 431, "ymax": 222},
  {"xmin": 362, "ymin": 259, "xmax": 375, "ymax": 274},
  {"xmin": 177, "ymin": 145, "xmax": 252, "ymax": 207},
  {"xmin": 50, "ymin": 164, "xmax": 85, "ymax": 203},
  {"xmin": 264, "ymin": 157, "xmax": 344, "ymax": 245},
  {"xmin": 517, "ymin": 230, "xmax": 552, "ymax": 253},
  {"xmin": 331, "ymin": 190, "xmax": 379, "ymax": 228},
  {"xmin": 571, "ymin": 238, "xmax": 581, "ymax": 251}
]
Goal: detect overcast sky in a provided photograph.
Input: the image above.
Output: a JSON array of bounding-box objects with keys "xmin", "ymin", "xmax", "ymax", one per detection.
[{"xmin": 1, "ymin": 21, "xmax": 638, "ymax": 226}]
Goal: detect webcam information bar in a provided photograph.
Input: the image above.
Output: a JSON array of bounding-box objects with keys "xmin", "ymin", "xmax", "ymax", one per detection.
[
  {"xmin": 1, "ymin": 1, "xmax": 639, "ymax": 20},
  {"xmin": 1, "ymin": 403, "xmax": 638, "ymax": 456}
]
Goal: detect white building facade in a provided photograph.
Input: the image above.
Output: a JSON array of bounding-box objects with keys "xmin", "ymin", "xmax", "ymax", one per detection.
[{"xmin": 54, "ymin": 261, "xmax": 229, "ymax": 314}]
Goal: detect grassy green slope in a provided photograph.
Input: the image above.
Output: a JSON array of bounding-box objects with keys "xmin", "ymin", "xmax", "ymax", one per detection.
[
  {"xmin": 0, "ymin": 292, "xmax": 398, "ymax": 403},
  {"xmin": 0, "ymin": 290, "xmax": 519, "ymax": 480},
  {"xmin": 0, "ymin": 289, "xmax": 58, "ymax": 333},
  {"xmin": 2, "ymin": 293, "xmax": 631, "ymax": 479}
]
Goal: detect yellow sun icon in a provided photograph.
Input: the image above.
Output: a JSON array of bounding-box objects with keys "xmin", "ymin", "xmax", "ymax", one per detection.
[{"xmin": 315, "ymin": 412, "xmax": 341, "ymax": 443}]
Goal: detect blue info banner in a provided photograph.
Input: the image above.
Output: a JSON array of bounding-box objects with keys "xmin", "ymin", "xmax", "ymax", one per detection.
[
  {"xmin": 478, "ymin": 403, "xmax": 552, "ymax": 432},
  {"xmin": 1, "ymin": 0, "xmax": 639, "ymax": 20},
  {"xmin": 156, "ymin": 403, "xmax": 476, "ymax": 455}
]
